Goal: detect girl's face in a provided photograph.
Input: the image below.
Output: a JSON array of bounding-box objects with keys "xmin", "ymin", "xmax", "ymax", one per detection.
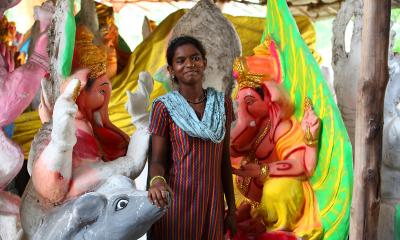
[{"xmin": 168, "ymin": 44, "xmax": 207, "ymax": 87}]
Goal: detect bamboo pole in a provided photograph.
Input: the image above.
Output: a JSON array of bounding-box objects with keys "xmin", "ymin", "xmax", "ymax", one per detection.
[{"xmin": 350, "ymin": 0, "xmax": 391, "ymax": 239}]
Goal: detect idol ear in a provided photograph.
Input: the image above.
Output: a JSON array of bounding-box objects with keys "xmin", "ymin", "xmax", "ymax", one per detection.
[
  {"xmin": 262, "ymin": 81, "xmax": 294, "ymax": 119},
  {"xmin": 261, "ymin": 83, "xmax": 276, "ymax": 104},
  {"xmin": 61, "ymin": 69, "xmax": 90, "ymax": 93}
]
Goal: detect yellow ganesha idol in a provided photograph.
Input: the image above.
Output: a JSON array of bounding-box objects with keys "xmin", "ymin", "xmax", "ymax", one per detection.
[
  {"xmin": 229, "ymin": 0, "xmax": 353, "ymax": 239},
  {"xmin": 230, "ymin": 37, "xmax": 323, "ymax": 240}
]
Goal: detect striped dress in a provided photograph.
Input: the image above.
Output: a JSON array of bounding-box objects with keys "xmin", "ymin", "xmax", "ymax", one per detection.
[{"xmin": 148, "ymin": 96, "xmax": 234, "ymax": 240}]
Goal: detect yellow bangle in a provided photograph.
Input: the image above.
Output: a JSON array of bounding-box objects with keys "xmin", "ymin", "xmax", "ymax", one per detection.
[
  {"xmin": 150, "ymin": 176, "xmax": 167, "ymax": 187},
  {"xmin": 259, "ymin": 164, "xmax": 269, "ymax": 181}
]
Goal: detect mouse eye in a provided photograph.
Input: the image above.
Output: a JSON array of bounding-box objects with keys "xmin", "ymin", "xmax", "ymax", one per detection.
[{"xmin": 115, "ymin": 198, "xmax": 129, "ymax": 211}]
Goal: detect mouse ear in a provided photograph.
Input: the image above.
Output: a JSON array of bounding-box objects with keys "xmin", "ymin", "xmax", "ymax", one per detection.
[
  {"xmin": 34, "ymin": 192, "xmax": 108, "ymax": 240},
  {"xmin": 71, "ymin": 192, "xmax": 107, "ymax": 225}
]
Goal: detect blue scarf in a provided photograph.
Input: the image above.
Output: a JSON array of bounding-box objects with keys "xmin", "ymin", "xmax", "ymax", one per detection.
[{"xmin": 150, "ymin": 88, "xmax": 226, "ymax": 143}]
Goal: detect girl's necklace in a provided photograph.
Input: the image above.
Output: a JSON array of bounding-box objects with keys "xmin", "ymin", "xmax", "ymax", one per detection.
[{"xmin": 180, "ymin": 89, "xmax": 206, "ymax": 104}]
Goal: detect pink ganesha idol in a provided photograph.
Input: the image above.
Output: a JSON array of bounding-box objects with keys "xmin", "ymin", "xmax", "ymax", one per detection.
[
  {"xmin": 20, "ymin": 25, "xmax": 156, "ymax": 239},
  {"xmin": 230, "ymin": 38, "xmax": 323, "ymax": 240},
  {"xmin": 0, "ymin": 1, "xmax": 54, "ymax": 239}
]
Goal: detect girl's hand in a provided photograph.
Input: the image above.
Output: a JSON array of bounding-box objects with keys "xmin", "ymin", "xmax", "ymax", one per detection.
[{"xmin": 148, "ymin": 179, "xmax": 173, "ymax": 208}]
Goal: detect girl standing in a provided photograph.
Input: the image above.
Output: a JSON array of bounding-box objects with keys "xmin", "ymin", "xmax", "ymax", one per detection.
[{"xmin": 148, "ymin": 36, "xmax": 236, "ymax": 239}]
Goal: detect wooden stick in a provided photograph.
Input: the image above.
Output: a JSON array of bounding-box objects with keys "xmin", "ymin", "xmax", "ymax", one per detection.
[{"xmin": 350, "ymin": 0, "xmax": 391, "ymax": 239}]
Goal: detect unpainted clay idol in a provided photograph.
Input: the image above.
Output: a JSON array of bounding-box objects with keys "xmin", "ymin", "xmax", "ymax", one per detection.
[{"xmin": 171, "ymin": 0, "xmax": 241, "ymax": 94}]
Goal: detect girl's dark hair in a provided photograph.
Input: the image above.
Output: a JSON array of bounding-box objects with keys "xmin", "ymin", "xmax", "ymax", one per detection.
[{"xmin": 166, "ymin": 36, "xmax": 207, "ymax": 66}]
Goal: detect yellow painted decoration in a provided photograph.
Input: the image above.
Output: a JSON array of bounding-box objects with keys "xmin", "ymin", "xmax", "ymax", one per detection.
[{"xmin": 259, "ymin": 117, "xmax": 323, "ymax": 239}]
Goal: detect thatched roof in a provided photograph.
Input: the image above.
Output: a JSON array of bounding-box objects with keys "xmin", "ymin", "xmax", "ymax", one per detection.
[
  {"xmin": 287, "ymin": 0, "xmax": 342, "ymax": 20},
  {"xmin": 286, "ymin": 0, "xmax": 400, "ymax": 20},
  {"xmin": 100, "ymin": 0, "xmax": 400, "ymax": 20}
]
